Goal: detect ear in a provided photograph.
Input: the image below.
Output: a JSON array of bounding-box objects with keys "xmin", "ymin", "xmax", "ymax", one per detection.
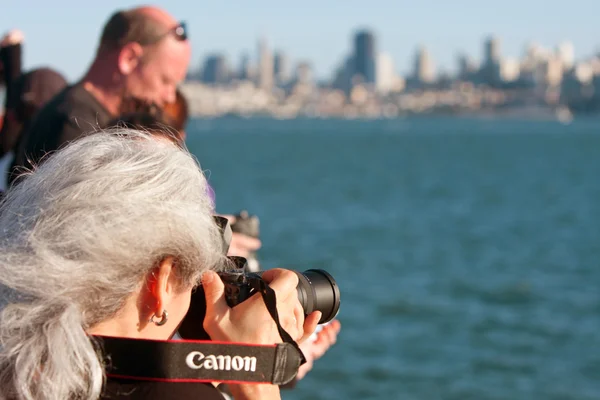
[
  {"xmin": 150, "ymin": 257, "xmax": 178, "ymax": 318},
  {"xmin": 118, "ymin": 42, "xmax": 144, "ymax": 76}
]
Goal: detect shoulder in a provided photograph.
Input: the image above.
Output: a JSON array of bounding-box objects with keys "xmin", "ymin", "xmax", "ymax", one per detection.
[
  {"xmin": 60, "ymin": 84, "xmax": 110, "ymax": 130},
  {"xmin": 24, "ymin": 84, "xmax": 109, "ymax": 144}
]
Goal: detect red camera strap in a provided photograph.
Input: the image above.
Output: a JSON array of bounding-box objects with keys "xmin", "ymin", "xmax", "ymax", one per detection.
[{"xmin": 95, "ymin": 336, "xmax": 303, "ymax": 386}]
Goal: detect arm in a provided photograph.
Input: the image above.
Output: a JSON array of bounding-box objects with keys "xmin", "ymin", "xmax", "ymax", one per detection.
[
  {"xmin": 227, "ymin": 384, "xmax": 281, "ymax": 400},
  {"xmin": 201, "ymin": 269, "xmax": 321, "ymax": 400},
  {"xmin": 0, "ymin": 30, "xmax": 24, "ymax": 157},
  {"xmin": 280, "ymin": 319, "xmax": 341, "ymax": 390},
  {"xmin": 0, "ymin": 30, "xmax": 24, "ymax": 105},
  {"xmin": 296, "ymin": 320, "xmax": 341, "ymax": 380}
]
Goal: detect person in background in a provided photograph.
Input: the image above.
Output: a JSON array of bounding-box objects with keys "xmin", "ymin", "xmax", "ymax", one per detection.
[
  {"xmin": 112, "ymin": 88, "xmax": 188, "ymax": 144},
  {"xmin": 163, "ymin": 88, "xmax": 189, "ymax": 140},
  {"xmin": 107, "ymin": 101, "xmax": 184, "ymax": 146},
  {"xmin": 0, "ymin": 30, "xmax": 68, "ymax": 191},
  {"xmin": 9, "ymin": 5, "xmax": 191, "ymax": 186}
]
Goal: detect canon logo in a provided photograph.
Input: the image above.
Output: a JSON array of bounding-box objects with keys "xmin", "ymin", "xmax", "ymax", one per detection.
[{"xmin": 185, "ymin": 351, "xmax": 257, "ymax": 372}]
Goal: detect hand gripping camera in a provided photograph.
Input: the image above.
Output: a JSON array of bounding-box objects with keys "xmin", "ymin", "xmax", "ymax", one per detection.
[{"xmin": 178, "ymin": 216, "xmax": 340, "ymax": 339}]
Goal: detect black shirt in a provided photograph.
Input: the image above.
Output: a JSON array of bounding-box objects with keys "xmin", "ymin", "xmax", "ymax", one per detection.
[
  {"xmin": 102, "ymin": 378, "xmax": 225, "ymax": 400},
  {"xmin": 9, "ymin": 82, "xmax": 112, "ymax": 185}
]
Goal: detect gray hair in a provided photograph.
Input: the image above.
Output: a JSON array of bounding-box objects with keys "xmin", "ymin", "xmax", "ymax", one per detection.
[{"xmin": 0, "ymin": 129, "xmax": 225, "ymax": 399}]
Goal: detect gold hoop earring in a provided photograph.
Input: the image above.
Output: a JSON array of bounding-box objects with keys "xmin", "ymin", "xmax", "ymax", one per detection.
[{"xmin": 150, "ymin": 310, "xmax": 168, "ymax": 326}]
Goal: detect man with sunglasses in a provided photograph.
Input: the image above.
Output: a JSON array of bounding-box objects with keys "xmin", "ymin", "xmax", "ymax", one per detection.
[{"xmin": 9, "ymin": 6, "xmax": 191, "ymax": 186}]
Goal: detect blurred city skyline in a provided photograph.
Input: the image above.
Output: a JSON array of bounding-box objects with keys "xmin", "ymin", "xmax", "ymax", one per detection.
[
  {"xmin": 190, "ymin": 32, "xmax": 581, "ymax": 87},
  {"xmin": 0, "ymin": 0, "xmax": 599, "ymax": 81},
  {"xmin": 180, "ymin": 26, "xmax": 600, "ymax": 119}
]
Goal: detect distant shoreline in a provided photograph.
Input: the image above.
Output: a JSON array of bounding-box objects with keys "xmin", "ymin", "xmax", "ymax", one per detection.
[{"xmin": 188, "ymin": 111, "xmax": 600, "ymax": 123}]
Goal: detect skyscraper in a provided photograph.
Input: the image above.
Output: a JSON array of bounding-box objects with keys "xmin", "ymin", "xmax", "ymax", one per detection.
[
  {"xmin": 485, "ymin": 36, "xmax": 501, "ymax": 65},
  {"xmin": 332, "ymin": 55, "xmax": 355, "ymax": 94},
  {"xmin": 482, "ymin": 36, "xmax": 502, "ymax": 86},
  {"xmin": 238, "ymin": 53, "xmax": 253, "ymax": 81},
  {"xmin": 457, "ymin": 53, "xmax": 477, "ymax": 80},
  {"xmin": 414, "ymin": 46, "xmax": 435, "ymax": 83},
  {"xmin": 354, "ymin": 30, "xmax": 376, "ymax": 84},
  {"xmin": 202, "ymin": 54, "xmax": 228, "ymax": 84},
  {"xmin": 274, "ymin": 51, "xmax": 291, "ymax": 86},
  {"xmin": 257, "ymin": 37, "xmax": 274, "ymax": 91},
  {"xmin": 295, "ymin": 62, "xmax": 313, "ymax": 85},
  {"xmin": 376, "ymin": 53, "xmax": 397, "ymax": 93},
  {"xmin": 556, "ymin": 41, "xmax": 575, "ymax": 69}
]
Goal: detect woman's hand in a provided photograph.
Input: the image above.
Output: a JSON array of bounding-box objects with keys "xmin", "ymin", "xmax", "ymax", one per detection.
[
  {"xmin": 201, "ymin": 268, "xmax": 321, "ymax": 345},
  {"xmin": 201, "ymin": 268, "xmax": 321, "ymax": 400}
]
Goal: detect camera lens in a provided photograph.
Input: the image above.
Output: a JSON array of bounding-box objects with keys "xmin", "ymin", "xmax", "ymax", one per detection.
[{"xmin": 294, "ymin": 269, "xmax": 340, "ymax": 324}]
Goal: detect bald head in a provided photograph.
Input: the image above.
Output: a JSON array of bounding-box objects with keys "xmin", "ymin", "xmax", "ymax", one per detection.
[
  {"xmin": 98, "ymin": 6, "xmax": 180, "ymax": 54},
  {"xmin": 135, "ymin": 6, "xmax": 178, "ymax": 27}
]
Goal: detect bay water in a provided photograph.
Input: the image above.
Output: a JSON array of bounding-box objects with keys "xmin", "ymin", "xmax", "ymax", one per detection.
[{"xmin": 187, "ymin": 117, "xmax": 600, "ymax": 400}]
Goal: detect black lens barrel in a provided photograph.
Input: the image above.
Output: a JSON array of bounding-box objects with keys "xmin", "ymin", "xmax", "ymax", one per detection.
[{"xmin": 293, "ymin": 269, "xmax": 340, "ymax": 324}]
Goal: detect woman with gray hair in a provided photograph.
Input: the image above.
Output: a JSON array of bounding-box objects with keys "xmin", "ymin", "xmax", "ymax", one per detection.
[{"xmin": 0, "ymin": 129, "xmax": 320, "ymax": 400}]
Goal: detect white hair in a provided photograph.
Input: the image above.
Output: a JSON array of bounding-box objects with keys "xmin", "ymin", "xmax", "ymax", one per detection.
[{"xmin": 0, "ymin": 129, "xmax": 225, "ymax": 399}]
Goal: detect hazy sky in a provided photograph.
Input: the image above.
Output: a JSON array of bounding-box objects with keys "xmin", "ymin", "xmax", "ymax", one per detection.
[{"xmin": 1, "ymin": 0, "xmax": 598, "ymax": 81}]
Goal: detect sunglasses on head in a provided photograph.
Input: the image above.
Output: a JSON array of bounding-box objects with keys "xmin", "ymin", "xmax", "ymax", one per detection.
[
  {"xmin": 169, "ymin": 22, "xmax": 188, "ymax": 41},
  {"xmin": 144, "ymin": 21, "xmax": 188, "ymax": 45}
]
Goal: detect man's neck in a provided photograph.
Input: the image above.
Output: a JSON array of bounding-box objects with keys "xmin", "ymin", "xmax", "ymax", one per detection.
[{"xmin": 81, "ymin": 57, "xmax": 123, "ymax": 116}]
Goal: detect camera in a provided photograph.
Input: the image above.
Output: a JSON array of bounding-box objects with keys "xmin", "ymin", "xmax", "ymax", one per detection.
[
  {"xmin": 220, "ymin": 257, "xmax": 340, "ymax": 325},
  {"xmin": 230, "ymin": 210, "xmax": 259, "ymax": 238},
  {"xmin": 177, "ymin": 217, "xmax": 340, "ymax": 340}
]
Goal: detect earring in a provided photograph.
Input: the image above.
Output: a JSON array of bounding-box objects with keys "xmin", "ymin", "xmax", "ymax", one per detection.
[{"xmin": 150, "ymin": 310, "xmax": 168, "ymax": 326}]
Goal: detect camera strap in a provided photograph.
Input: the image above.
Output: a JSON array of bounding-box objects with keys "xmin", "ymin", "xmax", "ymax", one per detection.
[
  {"xmin": 95, "ymin": 336, "xmax": 304, "ymax": 386},
  {"xmin": 245, "ymin": 273, "xmax": 307, "ymax": 366}
]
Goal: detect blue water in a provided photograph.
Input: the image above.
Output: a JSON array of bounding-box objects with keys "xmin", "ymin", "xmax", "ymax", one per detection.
[{"xmin": 187, "ymin": 117, "xmax": 600, "ymax": 400}]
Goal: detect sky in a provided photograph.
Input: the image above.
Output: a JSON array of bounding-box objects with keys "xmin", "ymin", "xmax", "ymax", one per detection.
[{"xmin": 1, "ymin": 0, "xmax": 599, "ymax": 81}]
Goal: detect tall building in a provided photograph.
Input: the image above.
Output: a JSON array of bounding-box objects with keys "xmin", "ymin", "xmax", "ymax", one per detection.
[
  {"xmin": 540, "ymin": 57, "xmax": 565, "ymax": 86},
  {"xmin": 376, "ymin": 53, "xmax": 397, "ymax": 93},
  {"xmin": 238, "ymin": 53, "xmax": 254, "ymax": 81},
  {"xmin": 484, "ymin": 35, "xmax": 501, "ymax": 65},
  {"xmin": 457, "ymin": 53, "xmax": 477, "ymax": 80},
  {"xmin": 499, "ymin": 58, "xmax": 520, "ymax": 82},
  {"xmin": 274, "ymin": 51, "xmax": 291, "ymax": 86},
  {"xmin": 482, "ymin": 36, "xmax": 502, "ymax": 86},
  {"xmin": 556, "ymin": 41, "xmax": 575, "ymax": 69},
  {"xmin": 354, "ymin": 30, "xmax": 376, "ymax": 84},
  {"xmin": 257, "ymin": 37, "xmax": 274, "ymax": 91},
  {"xmin": 202, "ymin": 54, "xmax": 229, "ymax": 84},
  {"xmin": 414, "ymin": 45, "xmax": 435, "ymax": 84},
  {"xmin": 332, "ymin": 55, "xmax": 355, "ymax": 94},
  {"xmin": 295, "ymin": 62, "xmax": 313, "ymax": 85}
]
